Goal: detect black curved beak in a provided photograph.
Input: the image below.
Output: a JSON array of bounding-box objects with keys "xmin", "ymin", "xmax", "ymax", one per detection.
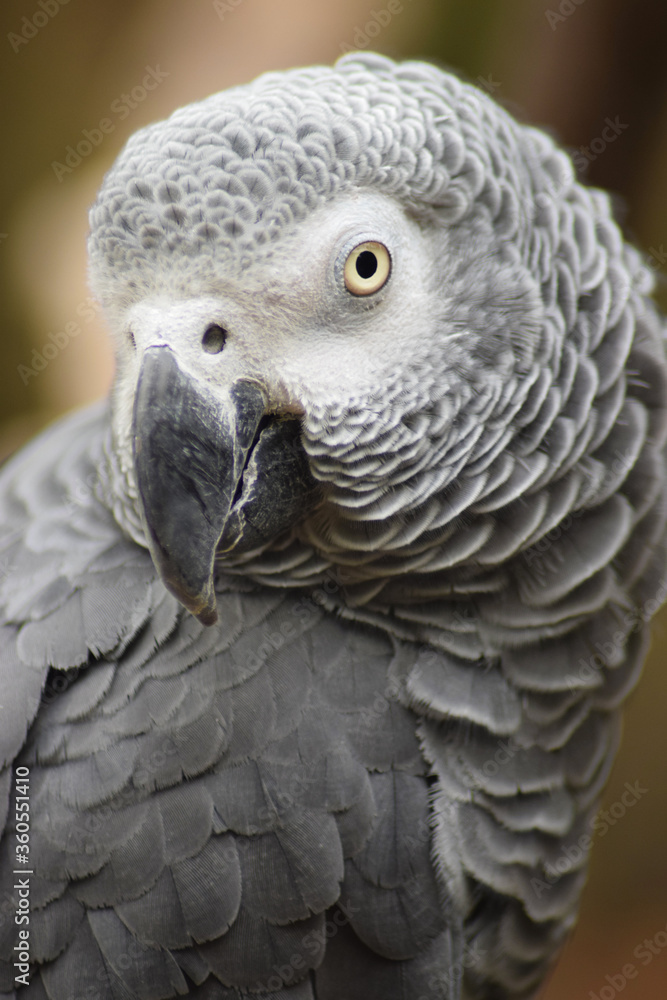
[{"xmin": 132, "ymin": 346, "xmax": 266, "ymax": 625}]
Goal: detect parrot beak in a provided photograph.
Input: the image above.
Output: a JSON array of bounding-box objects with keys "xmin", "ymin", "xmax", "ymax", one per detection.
[
  {"xmin": 132, "ymin": 345, "xmax": 267, "ymax": 626},
  {"xmin": 132, "ymin": 345, "xmax": 322, "ymax": 626}
]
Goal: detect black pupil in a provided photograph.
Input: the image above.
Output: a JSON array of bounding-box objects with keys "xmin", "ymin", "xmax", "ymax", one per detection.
[
  {"xmin": 356, "ymin": 250, "xmax": 378, "ymax": 279},
  {"xmin": 202, "ymin": 325, "xmax": 226, "ymax": 354}
]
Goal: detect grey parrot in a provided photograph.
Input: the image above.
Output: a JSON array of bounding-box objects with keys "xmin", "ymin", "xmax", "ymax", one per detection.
[{"xmin": 1, "ymin": 52, "xmax": 666, "ymax": 1000}]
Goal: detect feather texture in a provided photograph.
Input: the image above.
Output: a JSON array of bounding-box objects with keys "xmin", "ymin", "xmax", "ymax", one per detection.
[{"xmin": 2, "ymin": 52, "xmax": 666, "ymax": 1000}]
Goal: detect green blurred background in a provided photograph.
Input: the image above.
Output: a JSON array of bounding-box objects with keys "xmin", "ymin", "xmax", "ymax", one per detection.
[{"xmin": 1, "ymin": 1, "xmax": 666, "ymax": 995}]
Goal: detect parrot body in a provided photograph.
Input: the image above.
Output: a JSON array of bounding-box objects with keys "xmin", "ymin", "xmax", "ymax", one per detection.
[{"xmin": 1, "ymin": 54, "xmax": 666, "ymax": 999}]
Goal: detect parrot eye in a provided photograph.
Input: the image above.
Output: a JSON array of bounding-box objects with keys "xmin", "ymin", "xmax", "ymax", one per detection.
[{"xmin": 343, "ymin": 241, "xmax": 391, "ymax": 296}]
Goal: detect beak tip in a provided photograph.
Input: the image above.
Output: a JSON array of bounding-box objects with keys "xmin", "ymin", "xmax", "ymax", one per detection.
[
  {"xmin": 195, "ymin": 605, "xmax": 219, "ymax": 627},
  {"xmin": 177, "ymin": 589, "xmax": 219, "ymax": 627},
  {"xmin": 158, "ymin": 563, "xmax": 219, "ymax": 627}
]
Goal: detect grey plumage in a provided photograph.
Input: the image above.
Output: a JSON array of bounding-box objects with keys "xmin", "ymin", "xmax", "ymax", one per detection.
[{"xmin": 1, "ymin": 52, "xmax": 666, "ymax": 999}]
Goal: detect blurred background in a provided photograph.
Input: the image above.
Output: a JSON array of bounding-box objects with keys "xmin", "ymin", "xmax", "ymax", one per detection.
[{"xmin": 1, "ymin": 0, "xmax": 666, "ymax": 995}]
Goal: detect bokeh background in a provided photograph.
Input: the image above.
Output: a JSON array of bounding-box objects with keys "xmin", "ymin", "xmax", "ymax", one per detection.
[{"xmin": 1, "ymin": 0, "xmax": 667, "ymax": 996}]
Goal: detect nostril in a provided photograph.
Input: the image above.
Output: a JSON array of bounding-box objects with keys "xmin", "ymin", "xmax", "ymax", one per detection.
[{"xmin": 202, "ymin": 325, "xmax": 227, "ymax": 355}]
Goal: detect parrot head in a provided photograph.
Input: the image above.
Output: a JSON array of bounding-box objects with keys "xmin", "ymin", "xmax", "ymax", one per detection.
[{"xmin": 87, "ymin": 54, "xmax": 594, "ymax": 624}]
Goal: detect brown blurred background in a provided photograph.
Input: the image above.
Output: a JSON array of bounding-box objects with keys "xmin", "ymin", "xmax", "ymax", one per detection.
[{"xmin": 1, "ymin": 0, "xmax": 667, "ymax": 996}]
